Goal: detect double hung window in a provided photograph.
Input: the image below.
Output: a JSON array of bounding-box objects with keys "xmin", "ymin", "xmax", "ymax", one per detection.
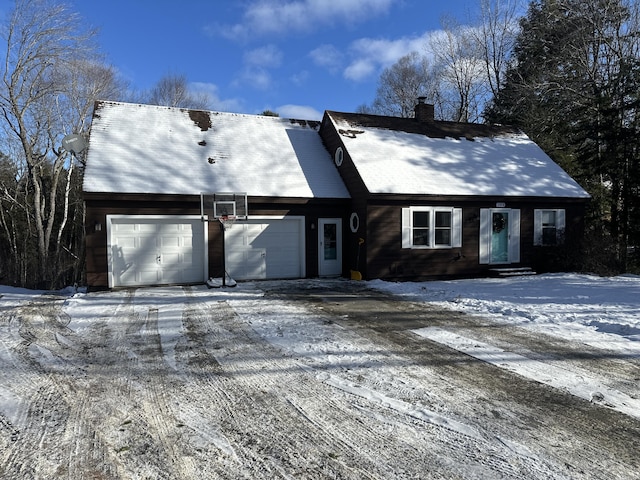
[
  {"xmin": 402, "ymin": 207, "xmax": 462, "ymax": 249},
  {"xmin": 534, "ymin": 209, "xmax": 565, "ymax": 246}
]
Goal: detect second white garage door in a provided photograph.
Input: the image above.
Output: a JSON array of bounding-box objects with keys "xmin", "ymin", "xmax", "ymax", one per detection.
[{"xmin": 225, "ymin": 216, "xmax": 305, "ymax": 280}]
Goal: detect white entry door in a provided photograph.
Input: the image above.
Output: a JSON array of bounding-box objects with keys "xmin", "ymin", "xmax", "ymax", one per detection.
[
  {"xmin": 318, "ymin": 218, "xmax": 342, "ymax": 276},
  {"xmin": 108, "ymin": 215, "xmax": 206, "ymax": 287}
]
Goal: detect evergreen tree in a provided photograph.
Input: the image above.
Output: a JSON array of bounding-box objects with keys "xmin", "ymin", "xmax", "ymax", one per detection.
[{"xmin": 486, "ymin": 0, "xmax": 640, "ymax": 272}]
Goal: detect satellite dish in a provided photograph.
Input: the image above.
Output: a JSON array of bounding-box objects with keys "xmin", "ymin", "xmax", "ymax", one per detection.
[{"xmin": 62, "ymin": 134, "xmax": 87, "ymax": 154}]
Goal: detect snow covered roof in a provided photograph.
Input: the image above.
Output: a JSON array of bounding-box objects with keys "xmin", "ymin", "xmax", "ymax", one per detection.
[
  {"xmin": 325, "ymin": 111, "xmax": 590, "ymax": 198},
  {"xmin": 84, "ymin": 101, "xmax": 350, "ymax": 198}
]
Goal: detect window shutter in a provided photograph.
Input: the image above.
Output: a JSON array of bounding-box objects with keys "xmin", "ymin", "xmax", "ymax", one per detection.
[
  {"xmin": 401, "ymin": 208, "xmax": 412, "ymax": 248},
  {"xmin": 533, "ymin": 209, "xmax": 543, "ymax": 246},
  {"xmin": 452, "ymin": 208, "xmax": 462, "ymax": 248},
  {"xmin": 479, "ymin": 209, "xmax": 490, "ymax": 264},
  {"xmin": 556, "ymin": 209, "xmax": 566, "ymax": 243},
  {"xmin": 509, "ymin": 209, "xmax": 521, "ymax": 263}
]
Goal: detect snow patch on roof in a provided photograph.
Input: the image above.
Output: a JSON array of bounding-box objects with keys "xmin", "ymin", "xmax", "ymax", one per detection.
[
  {"xmin": 329, "ymin": 114, "xmax": 590, "ymax": 198},
  {"xmin": 84, "ymin": 102, "xmax": 350, "ymax": 198}
]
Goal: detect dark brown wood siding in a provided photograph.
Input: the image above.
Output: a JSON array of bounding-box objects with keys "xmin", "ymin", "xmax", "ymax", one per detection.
[
  {"xmin": 319, "ymin": 114, "xmax": 368, "ymax": 275},
  {"xmin": 363, "ymin": 197, "xmax": 588, "ymax": 280},
  {"xmin": 84, "ymin": 193, "xmax": 349, "ymax": 288}
]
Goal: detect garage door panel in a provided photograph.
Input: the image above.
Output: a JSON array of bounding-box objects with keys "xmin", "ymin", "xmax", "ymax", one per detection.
[
  {"xmin": 160, "ymin": 236, "xmax": 181, "ymax": 248},
  {"xmin": 137, "ymin": 223, "xmax": 157, "ymax": 233},
  {"xmin": 113, "ymin": 223, "xmax": 137, "ymax": 233},
  {"xmin": 161, "ymin": 253, "xmax": 181, "ymax": 264},
  {"xmin": 114, "ymin": 236, "xmax": 137, "ymax": 248},
  {"xmin": 227, "ymin": 247, "xmax": 266, "ymax": 279},
  {"xmin": 138, "ymin": 269, "xmax": 160, "ymax": 284}
]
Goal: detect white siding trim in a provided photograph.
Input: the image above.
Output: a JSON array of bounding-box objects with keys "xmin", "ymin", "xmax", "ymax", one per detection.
[
  {"xmin": 509, "ymin": 209, "xmax": 521, "ymax": 263},
  {"xmin": 479, "ymin": 209, "xmax": 491, "ymax": 264},
  {"xmin": 452, "ymin": 208, "xmax": 462, "ymax": 248},
  {"xmin": 401, "ymin": 208, "xmax": 412, "ymax": 248},
  {"xmin": 557, "ymin": 209, "xmax": 566, "ymax": 236},
  {"xmin": 533, "ymin": 209, "xmax": 543, "ymax": 246}
]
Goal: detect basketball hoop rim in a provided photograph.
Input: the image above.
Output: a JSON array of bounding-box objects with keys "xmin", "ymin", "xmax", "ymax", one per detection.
[{"xmin": 218, "ymin": 214, "xmax": 237, "ymax": 228}]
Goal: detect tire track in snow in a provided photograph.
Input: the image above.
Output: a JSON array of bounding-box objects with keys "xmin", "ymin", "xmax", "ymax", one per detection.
[
  {"xmin": 183, "ymin": 289, "xmax": 447, "ymax": 479},
  {"xmin": 301, "ymin": 283, "xmax": 640, "ymax": 480},
  {"xmin": 0, "ymin": 296, "xmax": 81, "ymax": 479},
  {"xmin": 414, "ymin": 326, "xmax": 640, "ymax": 420},
  {"xmin": 228, "ymin": 288, "xmax": 568, "ymax": 479}
]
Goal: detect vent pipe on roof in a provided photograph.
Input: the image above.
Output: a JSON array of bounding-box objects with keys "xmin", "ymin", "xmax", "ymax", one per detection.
[{"xmin": 414, "ymin": 97, "xmax": 434, "ymax": 123}]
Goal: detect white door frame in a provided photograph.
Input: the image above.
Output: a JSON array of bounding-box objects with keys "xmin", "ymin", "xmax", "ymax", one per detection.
[
  {"xmin": 479, "ymin": 208, "xmax": 520, "ymax": 265},
  {"xmin": 107, "ymin": 214, "xmax": 208, "ymax": 288},
  {"xmin": 318, "ymin": 218, "xmax": 342, "ymax": 276}
]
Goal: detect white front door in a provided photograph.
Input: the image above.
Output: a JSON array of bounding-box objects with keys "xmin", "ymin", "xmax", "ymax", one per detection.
[
  {"xmin": 318, "ymin": 218, "xmax": 342, "ymax": 276},
  {"xmin": 479, "ymin": 208, "xmax": 520, "ymax": 265}
]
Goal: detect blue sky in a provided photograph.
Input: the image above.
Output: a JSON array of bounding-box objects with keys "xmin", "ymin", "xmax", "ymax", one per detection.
[{"xmin": 70, "ymin": 1, "xmax": 476, "ymax": 120}]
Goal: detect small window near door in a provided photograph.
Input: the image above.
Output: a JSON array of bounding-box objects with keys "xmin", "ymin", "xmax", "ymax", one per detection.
[
  {"xmin": 534, "ymin": 209, "xmax": 565, "ymax": 246},
  {"xmin": 402, "ymin": 207, "xmax": 462, "ymax": 249},
  {"xmin": 323, "ymin": 223, "xmax": 338, "ymax": 260}
]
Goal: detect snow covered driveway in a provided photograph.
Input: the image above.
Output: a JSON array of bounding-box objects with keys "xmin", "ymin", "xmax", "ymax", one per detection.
[{"xmin": 1, "ymin": 277, "xmax": 639, "ymax": 479}]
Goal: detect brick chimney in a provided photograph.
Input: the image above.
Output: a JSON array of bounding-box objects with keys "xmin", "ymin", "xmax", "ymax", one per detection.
[{"xmin": 414, "ymin": 97, "xmax": 434, "ymax": 123}]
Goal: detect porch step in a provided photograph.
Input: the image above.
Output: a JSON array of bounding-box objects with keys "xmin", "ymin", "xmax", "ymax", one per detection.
[{"xmin": 490, "ymin": 267, "xmax": 537, "ymax": 277}]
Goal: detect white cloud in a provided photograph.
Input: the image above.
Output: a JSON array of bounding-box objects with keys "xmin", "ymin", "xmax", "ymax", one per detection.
[
  {"xmin": 343, "ymin": 31, "xmax": 436, "ymax": 81},
  {"xmin": 189, "ymin": 82, "xmax": 244, "ymax": 112},
  {"xmin": 275, "ymin": 104, "xmax": 323, "ymax": 120},
  {"xmin": 290, "ymin": 70, "xmax": 309, "ymax": 86},
  {"xmin": 234, "ymin": 67, "xmax": 274, "ymax": 90},
  {"xmin": 232, "ymin": 44, "xmax": 283, "ymax": 91},
  {"xmin": 216, "ymin": 0, "xmax": 397, "ymax": 40},
  {"xmin": 309, "ymin": 44, "xmax": 344, "ymax": 73},
  {"xmin": 244, "ymin": 44, "xmax": 283, "ymax": 68}
]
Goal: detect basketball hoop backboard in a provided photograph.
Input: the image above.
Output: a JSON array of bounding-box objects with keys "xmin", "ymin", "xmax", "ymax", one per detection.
[{"xmin": 200, "ymin": 192, "xmax": 248, "ymax": 221}]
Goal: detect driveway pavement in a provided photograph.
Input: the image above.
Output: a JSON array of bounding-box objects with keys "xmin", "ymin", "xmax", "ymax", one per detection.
[{"xmin": 1, "ymin": 279, "xmax": 639, "ymax": 479}]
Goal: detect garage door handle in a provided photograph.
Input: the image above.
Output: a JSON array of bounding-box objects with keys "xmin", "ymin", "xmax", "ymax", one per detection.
[{"xmin": 157, "ymin": 255, "xmax": 161, "ymax": 263}]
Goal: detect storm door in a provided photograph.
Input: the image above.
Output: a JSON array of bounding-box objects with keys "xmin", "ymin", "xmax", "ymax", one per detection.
[
  {"xmin": 318, "ymin": 218, "xmax": 342, "ymax": 276},
  {"xmin": 491, "ymin": 211, "xmax": 510, "ymax": 263}
]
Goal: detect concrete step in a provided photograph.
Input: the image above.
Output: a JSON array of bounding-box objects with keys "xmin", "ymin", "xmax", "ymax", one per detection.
[{"xmin": 489, "ymin": 267, "xmax": 537, "ymax": 277}]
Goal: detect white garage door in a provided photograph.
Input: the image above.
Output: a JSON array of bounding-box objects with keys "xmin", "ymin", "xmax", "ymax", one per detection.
[
  {"xmin": 108, "ymin": 215, "xmax": 206, "ymax": 287},
  {"xmin": 225, "ymin": 217, "xmax": 305, "ymax": 280}
]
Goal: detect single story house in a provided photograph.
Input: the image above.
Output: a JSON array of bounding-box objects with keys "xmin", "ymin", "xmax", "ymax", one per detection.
[
  {"xmin": 318, "ymin": 100, "xmax": 590, "ymax": 280},
  {"xmin": 83, "ymin": 100, "xmax": 590, "ymax": 288}
]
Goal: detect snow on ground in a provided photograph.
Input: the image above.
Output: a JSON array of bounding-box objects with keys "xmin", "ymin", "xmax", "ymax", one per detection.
[
  {"xmin": 370, "ymin": 272, "xmax": 640, "ymax": 352},
  {"xmin": 179, "ymin": 272, "xmax": 640, "ymax": 423},
  {"xmin": 2, "ymin": 273, "xmax": 640, "ymax": 478},
  {"xmin": 3, "ymin": 272, "xmax": 639, "ymax": 379},
  {"xmin": 368, "ymin": 273, "xmax": 640, "ymax": 420}
]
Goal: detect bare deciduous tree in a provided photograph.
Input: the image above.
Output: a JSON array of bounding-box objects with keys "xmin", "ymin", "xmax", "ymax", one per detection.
[
  {"xmin": 147, "ymin": 73, "xmax": 212, "ymax": 110},
  {"xmin": 474, "ymin": 0, "xmax": 523, "ymax": 97},
  {"xmin": 431, "ymin": 18, "xmax": 487, "ymax": 122},
  {"xmin": 371, "ymin": 52, "xmax": 437, "ymax": 118},
  {"xmin": 0, "ymin": 0, "xmax": 126, "ymax": 287},
  {"xmin": 365, "ymin": 1, "xmax": 524, "ymax": 123}
]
